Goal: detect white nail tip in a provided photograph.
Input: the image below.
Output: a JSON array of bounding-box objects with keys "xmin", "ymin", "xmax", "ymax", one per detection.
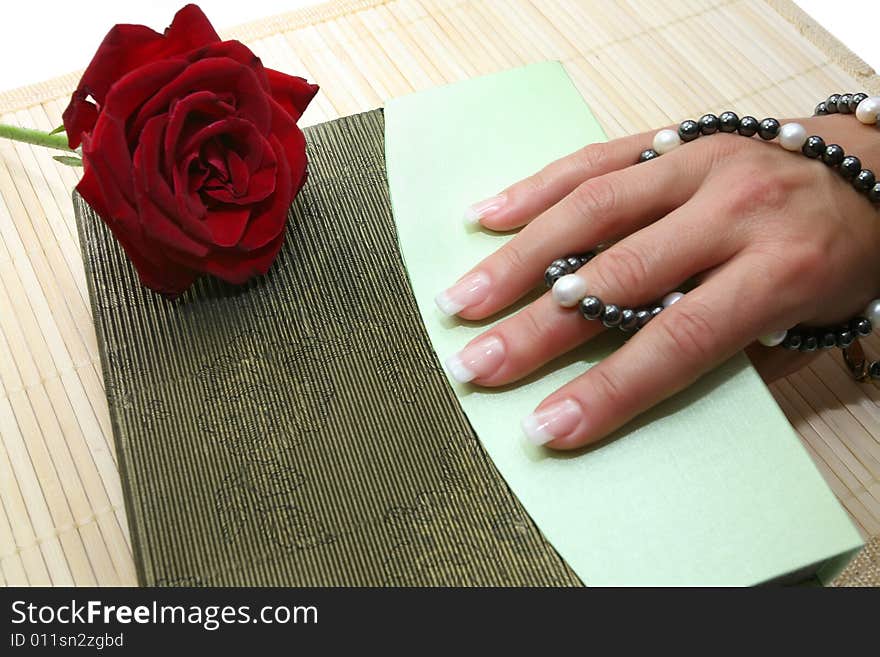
[
  {"xmin": 434, "ymin": 291, "xmax": 465, "ymax": 316},
  {"xmin": 552, "ymin": 274, "xmax": 588, "ymax": 308},
  {"xmin": 463, "ymin": 206, "xmax": 482, "ymax": 226},
  {"xmin": 521, "ymin": 414, "xmax": 554, "ymax": 446},
  {"xmin": 445, "ymin": 353, "xmax": 476, "ymax": 383}
]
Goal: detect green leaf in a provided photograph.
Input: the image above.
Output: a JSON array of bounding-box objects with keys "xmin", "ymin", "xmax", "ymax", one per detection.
[
  {"xmin": 53, "ymin": 155, "xmax": 83, "ymax": 167},
  {"xmin": 49, "ymin": 124, "xmax": 66, "ymax": 136}
]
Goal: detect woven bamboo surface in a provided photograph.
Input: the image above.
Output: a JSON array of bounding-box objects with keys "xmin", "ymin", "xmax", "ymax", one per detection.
[{"xmin": 0, "ymin": 0, "xmax": 878, "ymax": 587}]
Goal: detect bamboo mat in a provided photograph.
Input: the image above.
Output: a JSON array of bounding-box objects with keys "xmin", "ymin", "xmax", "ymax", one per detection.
[{"xmin": 0, "ymin": 0, "xmax": 878, "ymax": 587}]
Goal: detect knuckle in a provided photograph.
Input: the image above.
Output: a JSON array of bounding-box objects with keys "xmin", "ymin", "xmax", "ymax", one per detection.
[
  {"xmin": 573, "ymin": 142, "xmax": 610, "ymax": 173},
  {"xmin": 724, "ymin": 166, "xmax": 795, "ymax": 218},
  {"xmin": 593, "ymin": 243, "xmax": 650, "ymax": 294},
  {"xmin": 523, "ymin": 167, "xmax": 552, "ymax": 196},
  {"xmin": 497, "ymin": 238, "xmax": 531, "ymax": 274},
  {"xmin": 517, "ymin": 305, "xmax": 549, "ymax": 347},
  {"xmin": 570, "ymin": 177, "xmax": 618, "ymax": 220},
  {"xmin": 655, "ymin": 302, "xmax": 716, "ymax": 364},
  {"xmin": 589, "ymin": 366, "xmax": 629, "ymax": 411}
]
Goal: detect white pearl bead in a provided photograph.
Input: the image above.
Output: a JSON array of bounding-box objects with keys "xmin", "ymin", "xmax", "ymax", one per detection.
[
  {"xmin": 662, "ymin": 291, "xmax": 684, "ymax": 308},
  {"xmin": 758, "ymin": 330, "xmax": 788, "ymax": 347},
  {"xmin": 864, "ymin": 298, "xmax": 880, "ymax": 327},
  {"xmin": 552, "ymin": 274, "xmax": 588, "ymax": 308},
  {"xmin": 652, "ymin": 129, "xmax": 681, "ymax": 155},
  {"xmin": 855, "ymin": 96, "xmax": 880, "ymax": 125},
  {"xmin": 778, "ymin": 122, "xmax": 807, "ymax": 151}
]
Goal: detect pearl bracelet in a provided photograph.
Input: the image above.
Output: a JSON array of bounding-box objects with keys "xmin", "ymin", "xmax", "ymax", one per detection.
[
  {"xmin": 640, "ymin": 108, "xmax": 880, "ymax": 204},
  {"xmin": 543, "ymin": 98, "xmax": 880, "ymax": 381},
  {"xmin": 544, "ymin": 258, "xmax": 880, "ymax": 381},
  {"xmin": 813, "ymin": 92, "xmax": 880, "ymax": 124}
]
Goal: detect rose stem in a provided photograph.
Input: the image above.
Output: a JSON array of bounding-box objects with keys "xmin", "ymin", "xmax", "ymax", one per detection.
[{"xmin": 0, "ymin": 123, "xmax": 74, "ymax": 152}]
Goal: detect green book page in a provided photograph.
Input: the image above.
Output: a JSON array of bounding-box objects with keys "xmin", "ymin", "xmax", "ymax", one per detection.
[{"xmin": 385, "ymin": 62, "xmax": 862, "ymax": 585}]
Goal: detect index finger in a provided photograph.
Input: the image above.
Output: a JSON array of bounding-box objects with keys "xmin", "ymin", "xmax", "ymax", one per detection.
[{"xmin": 467, "ymin": 131, "xmax": 653, "ymax": 231}]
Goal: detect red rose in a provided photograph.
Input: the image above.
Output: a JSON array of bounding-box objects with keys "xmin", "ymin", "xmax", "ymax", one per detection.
[{"xmin": 63, "ymin": 4, "xmax": 318, "ymax": 296}]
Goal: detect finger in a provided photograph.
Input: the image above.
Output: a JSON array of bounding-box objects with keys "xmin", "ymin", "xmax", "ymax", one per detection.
[
  {"xmin": 440, "ymin": 146, "xmax": 710, "ymax": 321},
  {"xmin": 445, "ymin": 198, "xmax": 739, "ymax": 386},
  {"xmin": 466, "ymin": 132, "xmax": 653, "ymax": 232},
  {"xmin": 745, "ymin": 343, "xmax": 820, "ymax": 383},
  {"xmin": 521, "ymin": 255, "xmax": 777, "ymax": 449}
]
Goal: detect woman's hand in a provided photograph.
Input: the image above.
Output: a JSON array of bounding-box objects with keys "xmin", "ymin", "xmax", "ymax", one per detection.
[{"xmin": 437, "ymin": 113, "xmax": 880, "ymax": 449}]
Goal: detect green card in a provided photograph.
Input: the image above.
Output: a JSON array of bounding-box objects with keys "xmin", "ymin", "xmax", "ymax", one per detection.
[{"xmin": 385, "ymin": 62, "xmax": 862, "ymax": 585}]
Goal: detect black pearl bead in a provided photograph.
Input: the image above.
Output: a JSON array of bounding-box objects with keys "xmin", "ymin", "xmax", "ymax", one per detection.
[
  {"xmin": 838, "ymin": 93, "xmax": 853, "ymax": 114},
  {"xmin": 738, "ymin": 116, "xmax": 759, "ymax": 137},
  {"xmin": 814, "ymin": 101, "xmax": 828, "ymax": 116},
  {"xmin": 678, "ymin": 120, "xmax": 700, "ymax": 143},
  {"xmin": 601, "ymin": 304, "xmax": 622, "ymax": 328},
  {"xmin": 758, "ymin": 118, "xmax": 780, "ymax": 140},
  {"xmin": 635, "ymin": 309, "xmax": 652, "ymax": 328},
  {"xmin": 822, "ymin": 144, "xmax": 845, "ymax": 167},
  {"xmin": 840, "ymin": 156, "xmax": 861, "ymax": 180},
  {"xmin": 801, "ymin": 136, "xmax": 825, "ymax": 159},
  {"xmin": 870, "ymin": 183, "xmax": 880, "ymax": 204},
  {"xmin": 854, "ymin": 169, "xmax": 876, "ymax": 192},
  {"xmin": 850, "ymin": 93, "xmax": 869, "ymax": 112},
  {"xmin": 566, "ymin": 255, "xmax": 583, "ymax": 271},
  {"xmin": 579, "ymin": 296, "xmax": 604, "ymax": 321},
  {"xmin": 836, "ymin": 328, "xmax": 855, "ymax": 348},
  {"xmin": 820, "ymin": 332, "xmax": 837, "ymax": 349},
  {"xmin": 650, "ymin": 305, "xmax": 664, "ymax": 319},
  {"xmin": 545, "ymin": 266, "xmax": 565, "ymax": 288},
  {"xmin": 852, "ymin": 317, "xmax": 873, "ymax": 337},
  {"xmin": 699, "ymin": 113, "xmax": 720, "ymax": 135},
  {"xmin": 619, "ymin": 308, "xmax": 639, "ymax": 332},
  {"xmin": 719, "ymin": 111, "xmax": 739, "ymax": 133},
  {"xmin": 826, "ymin": 94, "xmax": 841, "ymax": 113},
  {"xmin": 782, "ymin": 332, "xmax": 803, "ymax": 350},
  {"xmin": 800, "ymin": 335, "xmax": 818, "ymax": 352},
  {"xmin": 638, "ymin": 149, "xmax": 659, "ymax": 163},
  {"xmin": 550, "ymin": 258, "xmax": 569, "ymax": 271},
  {"xmin": 870, "ymin": 360, "xmax": 880, "ymax": 380},
  {"xmin": 578, "ymin": 252, "xmax": 594, "ymax": 265}
]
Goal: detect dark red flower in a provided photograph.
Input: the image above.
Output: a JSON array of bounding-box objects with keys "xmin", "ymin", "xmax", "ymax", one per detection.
[{"xmin": 63, "ymin": 4, "xmax": 318, "ymax": 296}]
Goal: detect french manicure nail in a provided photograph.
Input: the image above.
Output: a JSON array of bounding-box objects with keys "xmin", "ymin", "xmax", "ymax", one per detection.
[
  {"xmin": 463, "ymin": 194, "xmax": 506, "ymax": 225},
  {"xmin": 435, "ymin": 271, "xmax": 491, "ymax": 316},
  {"xmin": 521, "ymin": 399, "xmax": 584, "ymax": 446},
  {"xmin": 445, "ymin": 335, "xmax": 506, "ymax": 383}
]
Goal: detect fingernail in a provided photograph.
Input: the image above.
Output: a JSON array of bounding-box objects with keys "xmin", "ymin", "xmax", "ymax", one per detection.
[
  {"xmin": 435, "ymin": 271, "xmax": 491, "ymax": 316},
  {"xmin": 552, "ymin": 274, "xmax": 588, "ymax": 308},
  {"xmin": 445, "ymin": 335, "xmax": 505, "ymax": 383},
  {"xmin": 464, "ymin": 194, "xmax": 506, "ymax": 226},
  {"xmin": 521, "ymin": 399, "xmax": 584, "ymax": 446}
]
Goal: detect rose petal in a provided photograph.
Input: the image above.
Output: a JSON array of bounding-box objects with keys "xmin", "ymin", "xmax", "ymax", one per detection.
[
  {"xmin": 200, "ymin": 232, "xmax": 286, "ymax": 284},
  {"xmin": 62, "ymin": 4, "xmax": 220, "ymax": 148},
  {"xmin": 182, "ymin": 116, "xmax": 266, "ymax": 172},
  {"xmin": 266, "ymin": 68, "xmax": 319, "ymax": 121},
  {"xmin": 101, "ymin": 58, "xmax": 189, "ymax": 128},
  {"xmin": 81, "ymin": 127, "xmax": 138, "ymax": 229},
  {"xmin": 80, "ymin": 154, "xmax": 197, "ymax": 296},
  {"xmin": 134, "ymin": 115, "xmax": 212, "ymax": 243},
  {"xmin": 238, "ymin": 133, "xmax": 297, "ymax": 251},
  {"xmin": 203, "ymin": 206, "xmax": 252, "ymax": 247},
  {"xmin": 164, "ymin": 90, "xmax": 235, "ymax": 159},
  {"xmin": 188, "ymin": 40, "xmax": 270, "ymax": 89},
  {"xmin": 130, "ymin": 58, "xmax": 271, "ymax": 140}
]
